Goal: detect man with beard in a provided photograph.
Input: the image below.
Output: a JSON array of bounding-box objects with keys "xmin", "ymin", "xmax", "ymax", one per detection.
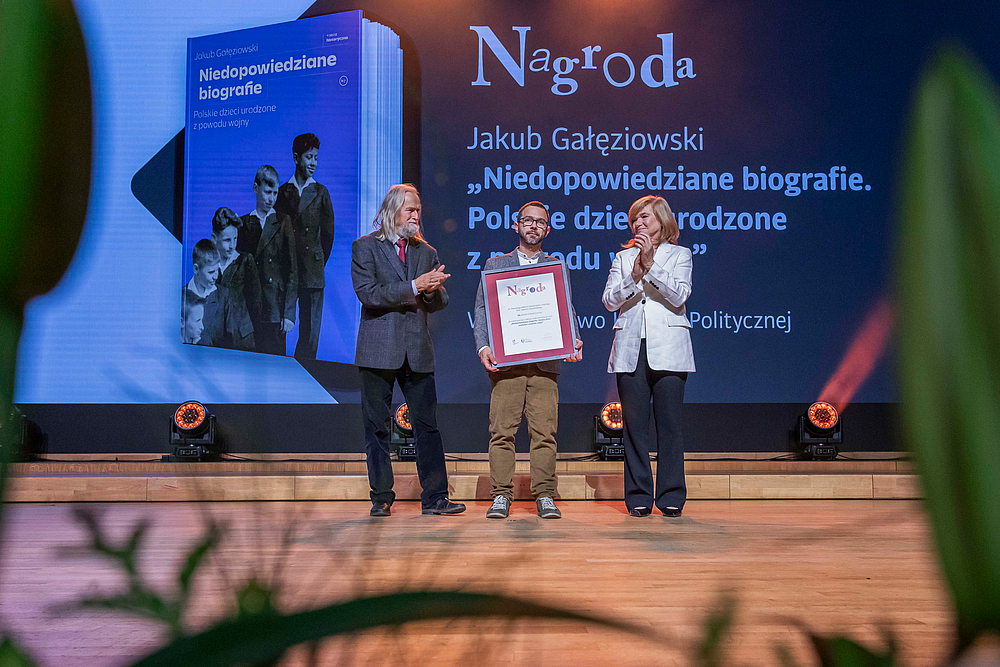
[
  {"xmin": 473, "ymin": 201, "xmax": 583, "ymax": 520},
  {"xmin": 351, "ymin": 184, "xmax": 465, "ymax": 518}
]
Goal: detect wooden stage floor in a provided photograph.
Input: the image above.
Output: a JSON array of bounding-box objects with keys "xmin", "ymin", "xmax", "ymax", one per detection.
[
  {"xmin": 0, "ymin": 500, "xmax": 952, "ymax": 666},
  {"xmin": 7, "ymin": 454, "xmax": 920, "ymax": 502}
]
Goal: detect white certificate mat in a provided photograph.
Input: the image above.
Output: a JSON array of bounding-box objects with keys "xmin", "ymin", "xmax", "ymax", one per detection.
[{"xmin": 494, "ymin": 273, "xmax": 565, "ymax": 356}]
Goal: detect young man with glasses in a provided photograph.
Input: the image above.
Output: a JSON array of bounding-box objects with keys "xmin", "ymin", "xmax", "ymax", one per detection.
[{"xmin": 473, "ymin": 201, "xmax": 583, "ymax": 519}]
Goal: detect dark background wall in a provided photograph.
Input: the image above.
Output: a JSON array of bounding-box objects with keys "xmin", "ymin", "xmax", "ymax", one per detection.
[
  {"xmin": 15, "ymin": 0, "xmax": 997, "ymax": 453},
  {"xmin": 21, "ymin": 403, "xmax": 896, "ymax": 454}
]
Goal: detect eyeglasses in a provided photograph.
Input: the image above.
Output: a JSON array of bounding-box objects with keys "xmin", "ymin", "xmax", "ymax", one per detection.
[{"xmin": 518, "ymin": 216, "xmax": 548, "ymax": 228}]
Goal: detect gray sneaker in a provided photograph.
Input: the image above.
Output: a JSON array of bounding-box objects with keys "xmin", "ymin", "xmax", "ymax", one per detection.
[
  {"xmin": 536, "ymin": 496, "xmax": 561, "ymax": 519},
  {"xmin": 486, "ymin": 496, "xmax": 510, "ymax": 519}
]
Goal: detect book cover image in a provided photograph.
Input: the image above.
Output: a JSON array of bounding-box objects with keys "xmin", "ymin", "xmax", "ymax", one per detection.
[{"xmin": 181, "ymin": 11, "xmax": 401, "ymax": 363}]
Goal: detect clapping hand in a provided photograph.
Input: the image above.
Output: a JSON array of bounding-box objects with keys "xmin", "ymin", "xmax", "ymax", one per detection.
[
  {"xmin": 631, "ymin": 232, "xmax": 654, "ymax": 283},
  {"xmin": 415, "ymin": 264, "xmax": 450, "ymax": 293}
]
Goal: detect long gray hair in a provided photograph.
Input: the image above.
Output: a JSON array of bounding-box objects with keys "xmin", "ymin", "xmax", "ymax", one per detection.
[{"xmin": 373, "ymin": 183, "xmax": 423, "ymax": 244}]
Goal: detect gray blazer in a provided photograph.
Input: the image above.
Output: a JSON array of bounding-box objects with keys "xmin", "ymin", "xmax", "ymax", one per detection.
[
  {"xmin": 473, "ymin": 249, "xmax": 581, "ymax": 375},
  {"xmin": 352, "ymin": 232, "xmax": 448, "ymax": 372}
]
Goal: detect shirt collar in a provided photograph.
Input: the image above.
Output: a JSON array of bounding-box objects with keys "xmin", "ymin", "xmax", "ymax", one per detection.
[
  {"xmin": 249, "ymin": 208, "xmax": 273, "ymax": 227},
  {"xmin": 186, "ymin": 277, "xmax": 216, "ymax": 299},
  {"xmin": 287, "ymin": 175, "xmax": 316, "ymax": 196},
  {"xmin": 219, "ymin": 252, "xmax": 237, "ymax": 274},
  {"xmin": 516, "ymin": 248, "xmax": 543, "ymax": 264}
]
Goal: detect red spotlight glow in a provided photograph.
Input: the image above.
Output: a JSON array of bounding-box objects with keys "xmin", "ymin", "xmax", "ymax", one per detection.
[
  {"xmin": 394, "ymin": 404, "xmax": 412, "ymax": 434},
  {"xmin": 808, "ymin": 402, "xmax": 839, "ymax": 430},
  {"xmin": 818, "ymin": 297, "xmax": 894, "ymax": 413},
  {"xmin": 174, "ymin": 402, "xmax": 207, "ymax": 430},
  {"xmin": 601, "ymin": 402, "xmax": 623, "ymax": 431}
]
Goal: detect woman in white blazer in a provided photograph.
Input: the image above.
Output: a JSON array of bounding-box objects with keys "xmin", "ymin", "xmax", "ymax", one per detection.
[{"xmin": 602, "ymin": 195, "xmax": 694, "ymax": 518}]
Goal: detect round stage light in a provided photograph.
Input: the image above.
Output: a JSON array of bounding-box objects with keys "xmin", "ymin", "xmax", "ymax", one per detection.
[
  {"xmin": 174, "ymin": 401, "xmax": 208, "ymax": 433},
  {"xmin": 600, "ymin": 402, "xmax": 623, "ymax": 434},
  {"xmin": 807, "ymin": 401, "xmax": 839, "ymax": 431},
  {"xmin": 394, "ymin": 403, "xmax": 413, "ymax": 436}
]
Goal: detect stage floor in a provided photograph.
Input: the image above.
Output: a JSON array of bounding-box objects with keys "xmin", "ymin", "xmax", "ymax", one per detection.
[
  {"xmin": 0, "ymin": 500, "xmax": 952, "ymax": 666},
  {"xmin": 8, "ymin": 454, "xmax": 920, "ymax": 501}
]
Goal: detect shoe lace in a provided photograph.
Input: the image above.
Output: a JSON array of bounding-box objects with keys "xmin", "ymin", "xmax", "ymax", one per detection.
[
  {"xmin": 492, "ymin": 496, "xmax": 508, "ymax": 508},
  {"xmin": 539, "ymin": 497, "xmax": 556, "ymax": 510}
]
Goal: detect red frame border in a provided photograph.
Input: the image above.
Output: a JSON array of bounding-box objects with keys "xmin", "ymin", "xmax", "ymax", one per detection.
[{"xmin": 484, "ymin": 263, "xmax": 575, "ymax": 366}]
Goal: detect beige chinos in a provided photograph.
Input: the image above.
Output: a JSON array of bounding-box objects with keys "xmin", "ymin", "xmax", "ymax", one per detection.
[{"xmin": 488, "ymin": 366, "xmax": 559, "ymax": 501}]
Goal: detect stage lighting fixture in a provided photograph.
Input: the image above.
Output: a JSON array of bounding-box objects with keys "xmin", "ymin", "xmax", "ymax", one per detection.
[
  {"xmin": 795, "ymin": 401, "xmax": 842, "ymax": 460},
  {"xmin": 167, "ymin": 401, "xmax": 219, "ymax": 462},
  {"xmin": 594, "ymin": 402, "xmax": 625, "ymax": 460},
  {"xmin": 0, "ymin": 407, "xmax": 46, "ymax": 461},
  {"xmin": 390, "ymin": 403, "xmax": 416, "ymax": 461}
]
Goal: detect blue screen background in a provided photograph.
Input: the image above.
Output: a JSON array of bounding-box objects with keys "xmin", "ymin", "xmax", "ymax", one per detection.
[
  {"xmin": 182, "ymin": 12, "xmax": 363, "ymax": 363},
  {"xmin": 13, "ymin": 0, "xmax": 997, "ymax": 406}
]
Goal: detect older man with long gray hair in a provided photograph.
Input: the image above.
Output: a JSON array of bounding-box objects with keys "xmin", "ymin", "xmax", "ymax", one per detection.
[{"xmin": 351, "ymin": 184, "xmax": 465, "ymax": 517}]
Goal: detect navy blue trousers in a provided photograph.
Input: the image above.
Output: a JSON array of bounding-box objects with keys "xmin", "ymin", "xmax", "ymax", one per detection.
[
  {"xmin": 360, "ymin": 362, "xmax": 449, "ymax": 508},
  {"xmin": 616, "ymin": 340, "xmax": 688, "ymax": 513},
  {"xmin": 294, "ymin": 287, "xmax": 323, "ymax": 360}
]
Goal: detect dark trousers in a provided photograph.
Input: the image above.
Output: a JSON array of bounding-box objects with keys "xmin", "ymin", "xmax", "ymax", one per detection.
[
  {"xmin": 360, "ymin": 362, "xmax": 449, "ymax": 508},
  {"xmin": 294, "ymin": 287, "xmax": 323, "ymax": 359},
  {"xmin": 256, "ymin": 322, "xmax": 286, "ymax": 356},
  {"xmin": 616, "ymin": 340, "xmax": 687, "ymax": 513},
  {"xmin": 233, "ymin": 332, "xmax": 255, "ymax": 352}
]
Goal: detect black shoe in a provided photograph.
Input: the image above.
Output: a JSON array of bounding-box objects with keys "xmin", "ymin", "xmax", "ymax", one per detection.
[
  {"xmin": 486, "ymin": 496, "xmax": 510, "ymax": 519},
  {"xmin": 370, "ymin": 502, "xmax": 391, "ymax": 517},
  {"xmin": 536, "ymin": 496, "xmax": 561, "ymax": 519},
  {"xmin": 661, "ymin": 506, "xmax": 683, "ymax": 517},
  {"xmin": 422, "ymin": 498, "xmax": 467, "ymax": 515},
  {"xmin": 629, "ymin": 506, "xmax": 651, "ymax": 517}
]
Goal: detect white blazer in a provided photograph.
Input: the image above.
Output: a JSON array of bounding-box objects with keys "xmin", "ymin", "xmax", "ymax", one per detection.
[{"xmin": 602, "ymin": 243, "xmax": 696, "ymax": 373}]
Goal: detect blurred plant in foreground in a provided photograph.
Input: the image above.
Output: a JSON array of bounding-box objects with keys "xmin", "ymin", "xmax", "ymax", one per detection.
[
  {"xmin": 3, "ymin": 0, "xmax": 1000, "ymax": 660},
  {"xmin": 898, "ymin": 45, "xmax": 1000, "ymax": 655}
]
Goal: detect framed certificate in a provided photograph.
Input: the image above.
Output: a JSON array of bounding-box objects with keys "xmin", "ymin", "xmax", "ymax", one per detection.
[{"xmin": 482, "ymin": 261, "xmax": 576, "ymax": 367}]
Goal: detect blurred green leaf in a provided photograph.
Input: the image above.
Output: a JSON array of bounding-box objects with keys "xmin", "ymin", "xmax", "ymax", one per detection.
[
  {"xmin": 773, "ymin": 643, "xmax": 800, "ymax": 667},
  {"xmin": 127, "ymin": 591, "xmax": 642, "ymax": 667},
  {"xmin": 0, "ymin": 637, "xmax": 36, "ymax": 667},
  {"xmin": 77, "ymin": 591, "xmax": 177, "ymax": 626},
  {"xmin": 179, "ymin": 524, "xmax": 220, "ymax": 596},
  {"xmin": 64, "ymin": 512, "xmax": 227, "ymax": 637},
  {"xmin": 0, "ymin": 0, "xmax": 91, "ymax": 312},
  {"xmin": 695, "ymin": 594, "xmax": 737, "ymax": 667},
  {"xmin": 809, "ymin": 634, "xmax": 896, "ymax": 667},
  {"xmin": 68, "ymin": 509, "xmax": 149, "ymax": 585},
  {"xmin": 236, "ymin": 580, "xmax": 275, "ymax": 619},
  {"xmin": 898, "ymin": 45, "xmax": 1000, "ymax": 647}
]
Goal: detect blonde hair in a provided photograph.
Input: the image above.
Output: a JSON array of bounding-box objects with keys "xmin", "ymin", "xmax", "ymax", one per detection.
[
  {"xmin": 622, "ymin": 195, "xmax": 679, "ymax": 248},
  {"xmin": 373, "ymin": 183, "xmax": 424, "ymax": 244}
]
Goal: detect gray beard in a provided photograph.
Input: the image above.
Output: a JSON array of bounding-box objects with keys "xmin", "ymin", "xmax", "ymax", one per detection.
[{"xmin": 398, "ymin": 222, "xmax": 418, "ymax": 239}]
